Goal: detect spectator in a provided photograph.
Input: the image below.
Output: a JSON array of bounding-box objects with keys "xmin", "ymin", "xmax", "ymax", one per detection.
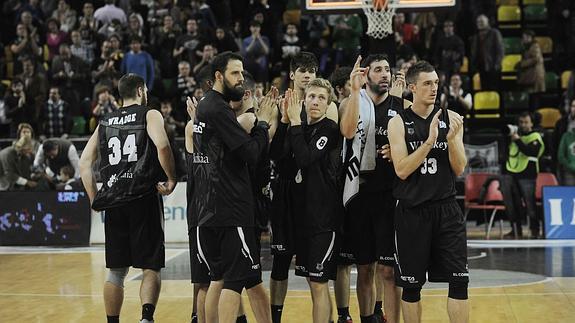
[
  {"xmin": 332, "ymin": 14, "xmax": 362, "ymax": 67},
  {"xmin": 91, "ymin": 85, "xmax": 118, "ymax": 123},
  {"xmin": 395, "ymin": 32, "xmax": 415, "ymax": 67},
  {"xmin": 214, "ymin": 26, "xmax": 239, "ymax": 54},
  {"xmin": 305, "ymin": 15, "xmax": 329, "ymax": 49},
  {"xmin": 469, "ymin": 14, "xmax": 504, "ymax": 91},
  {"xmin": 193, "ymin": 43, "xmax": 215, "ymax": 75},
  {"xmin": 174, "ymin": 18, "xmax": 203, "ymax": 67},
  {"xmin": 33, "ymin": 138, "xmax": 80, "ymax": 180},
  {"xmin": 78, "ymin": 2, "xmax": 99, "ymax": 32},
  {"xmin": 329, "ymin": 66, "xmax": 352, "ymax": 105},
  {"xmin": 242, "ymin": 21, "xmax": 270, "ymax": 83},
  {"xmin": 434, "ymin": 20, "xmax": 465, "ymax": 78},
  {"xmin": 231, "ymin": 20, "xmax": 244, "ymax": 50},
  {"xmin": 176, "ymin": 61, "xmax": 196, "ymax": 121},
  {"xmin": 94, "ymin": 0, "xmax": 127, "ymax": 26},
  {"xmin": 39, "ymin": 86, "xmax": 72, "ymax": 138},
  {"xmin": 516, "ymin": 30, "xmax": 546, "ymax": 94},
  {"xmin": 0, "ymin": 136, "xmax": 37, "ymax": 191},
  {"xmin": 56, "ymin": 165, "xmax": 83, "ymax": 190},
  {"xmin": 97, "ymin": 18, "xmax": 124, "ymax": 40},
  {"xmin": 4, "ymin": 78, "xmax": 35, "ymax": 137},
  {"xmin": 502, "ymin": 112, "xmax": 545, "ymax": 239},
  {"xmin": 280, "ymin": 23, "xmax": 302, "ymax": 71},
  {"xmin": 440, "ymin": 73, "xmax": 473, "ymax": 119},
  {"xmin": 0, "ymin": 85, "xmax": 8, "ymax": 137},
  {"xmin": 554, "ymin": 99, "xmax": 575, "ymax": 184},
  {"xmin": 152, "ymin": 14, "xmax": 181, "ymax": 79},
  {"xmin": 10, "ymin": 23, "xmax": 42, "ymax": 73},
  {"xmin": 51, "ymin": 43, "xmax": 90, "ymax": 105},
  {"xmin": 45, "ymin": 18, "xmax": 68, "ymax": 61},
  {"xmin": 124, "ymin": 13, "xmax": 145, "ymax": 46},
  {"xmin": 557, "ymin": 119, "xmax": 575, "ymax": 186},
  {"xmin": 17, "ymin": 0, "xmax": 45, "ymax": 26},
  {"xmin": 70, "ymin": 29, "xmax": 95, "ymax": 64},
  {"xmin": 18, "ymin": 56, "xmax": 48, "ymax": 124},
  {"xmin": 19, "ymin": 10, "xmax": 41, "ymax": 38},
  {"xmin": 92, "ymin": 40, "xmax": 121, "ymax": 90},
  {"xmin": 78, "ymin": 17, "xmax": 98, "ymax": 57},
  {"xmin": 160, "ymin": 100, "xmax": 185, "ymax": 137},
  {"xmin": 15, "ymin": 122, "xmax": 40, "ymax": 154},
  {"xmin": 121, "ymin": 35, "xmax": 154, "ymax": 90},
  {"xmin": 393, "ymin": 12, "xmax": 414, "ymax": 44},
  {"xmin": 51, "ymin": 0, "xmax": 76, "ymax": 33}
]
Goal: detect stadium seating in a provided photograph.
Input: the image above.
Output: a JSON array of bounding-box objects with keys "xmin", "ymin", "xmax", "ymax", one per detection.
[
  {"xmin": 535, "ymin": 172, "xmax": 558, "ymax": 206},
  {"xmin": 498, "ymin": 5, "xmax": 522, "ymax": 28},
  {"xmin": 503, "ymin": 91, "xmax": 529, "ymax": 114},
  {"xmin": 497, "ymin": 0, "xmax": 519, "ymax": 5},
  {"xmin": 502, "ymin": 54, "xmax": 521, "ymax": 80},
  {"xmin": 523, "ymin": 4, "xmax": 548, "ymax": 21},
  {"xmin": 71, "ymin": 117, "xmax": 87, "ymax": 135},
  {"xmin": 473, "ymin": 73, "xmax": 481, "ymax": 91},
  {"xmin": 460, "ymin": 56, "xmax": 469, "ymax": 73},
  {"xmin": 535, "ymin": 36, "xmax": 553, "ymax": 55},
  {"xmin": 545, "ymin": 71, "xmax": 559, "ymax": 91},
  {"xmin": 503, "ymin": 37, "xmax": 523, "ymax": 54},
  {"xmin": 536, "ymin": 107, "xmax": 562, "ymax": 129},
  {"xmin": 523, "ymin": 0, "xmax": 545, "ymax": 5},
  {"xmin": 561, "ymin": 70, "xmax": 571, "ymax": 90},
  {"xmin": 474, "ymin": 91, "xmax": 501, "ymax": 118}
]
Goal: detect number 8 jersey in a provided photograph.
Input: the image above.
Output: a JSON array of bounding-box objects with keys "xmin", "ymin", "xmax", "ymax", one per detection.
[
  {"xmin": 392, "ymin": 105, "xmax": 456, "ymax": 208},
  {"xmin": 92, "ymin": 105, "xmax": 162, "ymax": 211}
]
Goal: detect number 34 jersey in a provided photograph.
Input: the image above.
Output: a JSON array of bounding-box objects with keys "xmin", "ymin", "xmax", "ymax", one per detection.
[
  {"xmin": 392, "ymin": 105, "xmax": 456, "ymax": 208},
  {"xmin": 92, "ymin": 104, "xmax": 161, "ymax": 211}
]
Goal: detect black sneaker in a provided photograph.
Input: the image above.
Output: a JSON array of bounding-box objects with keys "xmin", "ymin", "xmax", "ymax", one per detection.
[{"xmin": 337, "ymin": 315, "xmax": 353, "ymax": 323}]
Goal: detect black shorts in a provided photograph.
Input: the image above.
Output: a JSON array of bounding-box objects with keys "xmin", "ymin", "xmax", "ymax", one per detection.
[
  {"xmin": 344, "ymin": 190, "xmax": 395, "ymax": 265},
  {"xmin": 197, "ymin": 226, "xmax": 262, "ymax": 282},
  {"xmin": 189, "ymin": 227, "xmax": 211, "ymax": 284},
  {"xmin": 270, "ymin": 178, "xmax": 304, "ymax": 255},
  {"xmin": 104, "ymin": 193, "xmax": 165, "ymax": 269},
  {"xmin": 394, "ymin": 199, "xmax": 469, "ymax": 288},
  {"xmin": 295, "ymin": 231, "xmax": 337, "ymax": 282}
]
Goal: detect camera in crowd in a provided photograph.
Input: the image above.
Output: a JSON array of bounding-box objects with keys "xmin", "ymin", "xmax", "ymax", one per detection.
[{"xmin": 502, "ymin": 124, "xmax": 519, "ymax": 136}]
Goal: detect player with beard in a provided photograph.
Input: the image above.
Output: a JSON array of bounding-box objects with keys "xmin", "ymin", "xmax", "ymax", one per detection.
[
  {"xmin": 190, "ymin": 51, "xmax": 275, "ymax": 323},
  {"xmin": 339, "ymin": 55, "xmax": 410, "ymax": 323},
  {"xmin": 80, "ymin": 73, "xmax": 177, "ymax": 323},
  {"xmin": 388, "ymin": 61, "xmax": 468, "ymax": 323}
]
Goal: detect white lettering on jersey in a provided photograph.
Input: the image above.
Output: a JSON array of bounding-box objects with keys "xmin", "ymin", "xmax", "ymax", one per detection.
[
  {"xmin": 316, "ymin": 136, "xmax": 328, "ymax": 150},
  {"xmin": 193, "ymin": 122, "xmax": 205, "ymax": 134},
  {"xmin": 108, "ymin": 113, "xmax": 137, "ymax": 125}
]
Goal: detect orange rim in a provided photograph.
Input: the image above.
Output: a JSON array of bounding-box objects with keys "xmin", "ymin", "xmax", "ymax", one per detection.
[{"xmin": 373, "ymin": 0, "xmax": 388, "ymax": 10}]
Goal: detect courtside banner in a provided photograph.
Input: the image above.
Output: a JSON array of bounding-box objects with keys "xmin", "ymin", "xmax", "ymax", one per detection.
[
  {"xmin": 543, "ymin": 186, "xmax": 575, "ymax": 239},
  {"xmin": 90, "ymin": 183, "xmax": 188, "ymax": 244}
]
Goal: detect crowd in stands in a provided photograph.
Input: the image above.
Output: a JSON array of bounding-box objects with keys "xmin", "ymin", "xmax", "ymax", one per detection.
[{"xmin": 1, "ymin": 0, "xmax": 575, "ymax": 196}]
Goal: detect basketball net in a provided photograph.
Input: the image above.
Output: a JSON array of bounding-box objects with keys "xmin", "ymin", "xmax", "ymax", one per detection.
[{"xmin": 361, "ymin": 0, "xmax": 397, "ymax": 39}]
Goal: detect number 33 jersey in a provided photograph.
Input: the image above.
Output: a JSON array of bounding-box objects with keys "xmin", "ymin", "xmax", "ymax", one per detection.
[
  {"xmin": 92, "ymin": 105, "xmax": 161, "ymax": 211},
  {"xmin": 392, "ymin": 105, "xmax": 456, "ymax": 208}
]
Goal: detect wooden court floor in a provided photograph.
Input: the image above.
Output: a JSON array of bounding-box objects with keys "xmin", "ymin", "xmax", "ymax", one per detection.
[{"xmin": 1, "ymin": 249, "xmax": 574, "ymax": 323}]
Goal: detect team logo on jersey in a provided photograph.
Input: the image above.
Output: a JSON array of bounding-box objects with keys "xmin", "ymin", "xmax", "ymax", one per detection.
[
  {"xmin": 107, "ymin": 174, "xmax": 118, "ymax": 188},
  {"xmin": 388, "ymin": 110, "xmax": 397, "ymax": 117},
  {"xmin": 316, "ymin": 263, "xmax": 324, "ymax": 271},
  {"xmin": 316, "ymin": 136, "xmax": 328, "ymax": 150},
  {"xmin": 193, "ymin": 122, "xmax": 205, "ymax": 134},
  {"xmin": 407, "ymin": 128, "xmax": 415, "ymax": 135},
  {"xmin": 439, "ymin": 120, "xmax": 447, "ymax": 129},
  {"xmin": 295, "ymin": 169, "xmax": 303, "ymax": 183}
]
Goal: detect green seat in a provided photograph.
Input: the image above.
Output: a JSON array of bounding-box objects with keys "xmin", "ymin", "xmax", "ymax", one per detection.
[
  {"xmin": 523, "ymin": 4, "xmax": 547, "ymax": 21},
  {"xmin": 503, "ymin": 91, "xmax": 529, "ymax": 113},
  {"xmin": 545, "ymin": 72, "xmax": 559, "ymax": 91},
  {"xmin": 503, "ymin": 37, "xmax": 523, "ymax": 54},
  {"xmin": 71, "ymin": 117, "xmax": 86, "ymax": 135}
]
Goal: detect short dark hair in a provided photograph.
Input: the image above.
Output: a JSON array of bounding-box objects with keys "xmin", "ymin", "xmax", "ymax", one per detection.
[
  {"xmin": 130, "ymin": 35, "xmax": 142, "ymax": 44},
  {"xmin": 243, "ymin": 71, "xmax": 256, "ymax": 92},
  {"xmin": 249, "ymin": 20, "xmax": 261, "ymax": 28},
  {"xmin": 43, "ymin": 140, "xmax": 57, "ymax": 153},
  {"xmin": 118, "ymin": 73, "xmax": 145, "ymax": 99},
  {"xmin": 522, "ymin": 29, "xmax": 536, "ymax": 38},
  {"xmin": 329, "ymin": 66, "xmax": 352, "ymax": 92},
  {"xmin": 60, "ymin": 165, "xmax": 75, "ymax": 178},
  {"xmin": 211, "ymin": 51, "xmax": 243, "ymax": 77},
  {"xmin": 406, "ymin": 60, "xmax": 435, "ymax": 84},
  {"xmin": 519, "ymin": 111, "xmax": 533, "ymax": 121},
  {"xmin": 290, "ymin": 52, "xmax": 318, "ymax": 73},
  {"xmin": 361, "ymin": 54, "xmax": 389, "ymax": 69}
]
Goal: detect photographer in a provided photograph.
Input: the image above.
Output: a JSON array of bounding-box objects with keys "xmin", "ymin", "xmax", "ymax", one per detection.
[{"xmin": 502, "ymin": 112, "xmax": 545, "ymax": 239}]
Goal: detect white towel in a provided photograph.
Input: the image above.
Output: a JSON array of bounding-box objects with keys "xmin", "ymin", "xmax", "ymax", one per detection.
[{"xmin": 342, "ymin": 89, "xmax": 376, "ymax": 207}]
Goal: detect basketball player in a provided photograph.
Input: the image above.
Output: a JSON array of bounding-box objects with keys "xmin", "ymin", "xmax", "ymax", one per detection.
[
  {"xmin": 338, "ymin": 55, "xmax": 409, "ymax": 323},
  {"xmin": 79, "ymin": 73, "xmax": 177, "ymax": 323},
  {"xmin": 274, "ymin": 79, "xmax": 342, "ymax": 323},
  {"xmin": 190, "ymin": 51, "xmax": 274, "ymax": 323},
  {"xmin": 387, "ymin": 61, "xmax": 468, "ymax": 323}
]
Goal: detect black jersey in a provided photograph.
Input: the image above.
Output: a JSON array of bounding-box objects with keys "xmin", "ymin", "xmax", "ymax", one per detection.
[
  {"xmin": 190, "ymin": 90, "xmax": 269, "ymax": 227},
  {"xmin": 363, "ymin": 94, "xmax": 403, "ymax": 192},
  {"xmin": 186, "ymin": 151, "xmax": 196, "ymax": 228},
  {"xmin": 289, "ymin": 118, "xmax": 343, "ymax": 232},
  {"xmin": 393, "ymin": 106, "xmax": 456, "ymax": 208},
  {"xmin": 92, "ymin": 105, "xmax": 161, "ymax": 211}
]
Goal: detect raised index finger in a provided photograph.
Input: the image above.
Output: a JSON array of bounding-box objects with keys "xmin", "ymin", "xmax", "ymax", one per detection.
[{"xmin": 353, "ymin": 55, "xmax": 362, "ymax": 69}]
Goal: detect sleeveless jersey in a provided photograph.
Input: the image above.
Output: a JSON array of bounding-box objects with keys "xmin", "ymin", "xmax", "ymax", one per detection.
[
  {"xmin": 363, "ymin": 94, "xmax": 403, "ymax": 192},
  {"xmin": 92, "ymin": 104, "xmax": 161, "ymax": 211},
  {"xmin": 186, "ymin": 151, "xmax": 197, "ymax": 228},
  {"xmin": 393, "ymin": 106, "xmax": 456, "ymax": 208}
]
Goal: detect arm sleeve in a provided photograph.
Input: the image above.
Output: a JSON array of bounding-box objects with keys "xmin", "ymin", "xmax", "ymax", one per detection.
[
  {"xmin": 289, "ymin": 122, "xmax": 338, "ymax": 169},
  {"xmin": 516, "ymin": 139, "xmax": 541, "ymax": 157},
  {"xmin": 67, "ymin": 145, "xmax": 81, "ymax": 178},
  {"xmin": 0, "ymin": 153, "xmax": 21, "ymax": 185},
  {"xmin": 211, "ymin": 106, "xmax": 268, "ymax": 166},
  {"xmin": 33, "ymin": 145, "xmax": 45, "ymax": 169}
]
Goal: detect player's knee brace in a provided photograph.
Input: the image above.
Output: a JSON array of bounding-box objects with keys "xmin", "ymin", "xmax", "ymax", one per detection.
[
  {"xmin": 270, "ymin": 254, "xmax": 292, "ymax": 281},
  {"xmin": 402, "ymin": 287, "xmax": 422, "ymax": 303},
  {"xmin": 448, "ymin": 281, "xmax": 468, "ymax": 300},
  {"xmin": 106, "ymin": 267, "xmax": 129, "ymax": 288},
  {"xmin": 223, "ymin": 280, "xmax": 245, "ymax": 294}
]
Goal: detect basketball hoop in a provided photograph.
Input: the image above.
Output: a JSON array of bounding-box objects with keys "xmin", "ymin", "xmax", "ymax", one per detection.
[{"xmin": 361, "ymin": 0, "xmax": 398, "ymax": 39}]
